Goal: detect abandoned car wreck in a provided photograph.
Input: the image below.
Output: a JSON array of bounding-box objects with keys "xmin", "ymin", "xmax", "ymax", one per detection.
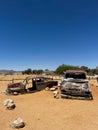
[
  {"xmin": 60, "ymin": 70, "xmax": 93, "ymax": 100},
  {"xmin": 6, "ymin": 75, "xmax": 58, "ymax": 95}
]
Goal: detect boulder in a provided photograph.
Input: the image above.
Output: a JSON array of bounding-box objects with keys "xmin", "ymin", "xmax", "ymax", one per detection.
[
  {"xmin": 3, "ymin": 99, "xmax": 15, "ymax": 110},
  {"xmin": 7, "ymin": 102, "xmax": 15, "ymax": 110},
  {"xmin": 3, "ymin": 99, "xmax": 14, "ymax": 106},
  {"xmin": 11, "ymin": 117, "xmax": 25, "ymax": 129}
]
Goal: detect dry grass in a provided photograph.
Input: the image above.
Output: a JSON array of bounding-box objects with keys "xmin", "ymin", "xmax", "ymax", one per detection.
[{"xmin": 0, "ymin": 75, "xmax": 98, "ymax": 130}]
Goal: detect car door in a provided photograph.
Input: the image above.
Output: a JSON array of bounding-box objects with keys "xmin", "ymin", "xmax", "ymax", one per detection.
[{"xmin": 36, "ymin": 78, "xmax": 47, "ymax": 90}]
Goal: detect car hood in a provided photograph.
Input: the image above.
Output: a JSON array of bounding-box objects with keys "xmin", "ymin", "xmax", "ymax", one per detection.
[{"xmin": 61, "ymin": 79, "xmax": 91, "ymax": 91}]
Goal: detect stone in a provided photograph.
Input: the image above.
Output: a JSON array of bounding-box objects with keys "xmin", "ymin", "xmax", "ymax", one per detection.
[
  {"xmin": 3, "ymin": 99, "xmax": 15, "ymax": 110},
  {"xmin": 53, "ymin": 91, "xmax": 59, "ymax": 99},
  {"xmin": 50, "ymin": 87, "xmax": 56, "ymax": 91},
  {"xmin": 7, "ymin": 102, "xmax": 15, "ymax": 110},
  {"xmin": 45, "ymin": 87, "xmax": 50, "ymax": 91},
  {"xmin": 13, "ymin": 92, "xmax": 18, "ymax": 95},
  {"xmin": 11, "ymin": 117, "xmax": 25, "ymax": 129},
  {"xmin": 3, "ymin": 99, "xmax": 14, "ymax": 106}
]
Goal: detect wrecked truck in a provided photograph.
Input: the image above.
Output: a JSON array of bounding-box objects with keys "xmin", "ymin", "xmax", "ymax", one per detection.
[
  {"xmin": 6, "ymin": 75, "xmax": 58, "ymax": 95},
  {"xmin": 60, "ymin": 70, "xmax": 93, "ymax": 100}
]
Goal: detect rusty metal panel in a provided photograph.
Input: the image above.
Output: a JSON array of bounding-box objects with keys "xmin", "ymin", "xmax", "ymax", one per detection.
[{"xmin": 60, "ymin": 70, "xmax": 93, "ymax": 100}]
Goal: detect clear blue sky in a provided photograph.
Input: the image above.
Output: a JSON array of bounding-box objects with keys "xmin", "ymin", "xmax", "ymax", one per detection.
[{"xmin": 0, "ymin": 0, "xmax": 98, "ymax": 71}]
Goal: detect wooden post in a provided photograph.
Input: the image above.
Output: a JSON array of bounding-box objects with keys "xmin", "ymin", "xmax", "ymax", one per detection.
[{"xmin": 12, "ymin": 78, "xmax": 14, "ymax": 83}]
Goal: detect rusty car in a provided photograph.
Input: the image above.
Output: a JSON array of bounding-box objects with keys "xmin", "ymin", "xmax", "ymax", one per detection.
[
  {"xmin": 6, "ymin": 75, "xmax": 58, "ymax": 95},
  {"xmin": 60, "ymin": 70, "xmax": 93, "ymax": 100}
]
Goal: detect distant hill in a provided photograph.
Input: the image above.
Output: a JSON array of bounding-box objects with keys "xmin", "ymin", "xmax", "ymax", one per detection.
[{"xmin": 0, "ymin": 69, "xmax": 21, "ymax": 74}]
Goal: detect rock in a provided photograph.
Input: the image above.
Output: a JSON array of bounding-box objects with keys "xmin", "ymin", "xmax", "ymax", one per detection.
[
  {"xmin": 7, "ymin": 102, "xmax": 15, "ymax": 110},
  {"xmin": 55, "ymin": 95, "xmax": 59, "ymax": 99},
  {"xmin": 45, "ymin": 87, "xmax": 50, "ymax": 91},
  {"xmin": 3, "ymin": 99, "xmax": 14, "ymax": 106},
  {"xmin": 13, "ymin": 92, "xmax": 18, "ymax": 95},
  {"xmin": 53, "ymin": 90, "xmax": 59, "ymax": 95},
  {"xmin": 11, "ymin": 117, "xmax": 25, "ymax": 129},
  {"xmin": 50, "ymin": 87, "xmax": 56, "ymax": 91},
  {"xmin": 53, "ymin": 91, "xmax": 59, "ymax": 99},
  {"xmin": 3, "ymin": 99, "xmax": 15, "ymax": 110}
]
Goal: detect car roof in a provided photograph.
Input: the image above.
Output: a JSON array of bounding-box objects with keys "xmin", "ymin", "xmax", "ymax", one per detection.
[
  {"xmin": 26, "ymin": 75, "xmax": 44, "ymax": 80},
  {"xmin": 25, "ymin": 75, "xmax": 53, "ymax": 81},
  {"xmin": 64, "ymin": 70, "xmax": 86, "ymax": 74}
]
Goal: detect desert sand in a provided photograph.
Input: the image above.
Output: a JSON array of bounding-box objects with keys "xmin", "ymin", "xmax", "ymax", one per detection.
[{"xmin": 0, "ymin": 75, "xmax": 98, "ymax": 130}]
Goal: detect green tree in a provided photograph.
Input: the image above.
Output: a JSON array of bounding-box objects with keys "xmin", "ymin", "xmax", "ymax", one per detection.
[
  {"xmin": 55, "ymin": 64, "xmax": 79, "ymax": 75},
  {"xmin": 32, "ymin": 69, "xmax": 43, "ymax": 74},
  {"xmin": 80, "ymin": 66, "xmax": 89, "ymax": 73},
  {"xmin": 37, "ymin": 69, "xmax": 43, "ymax": 74},
  {"xmin": 22, "ymin": 68, "xmax": 32, "ymax": 75}
]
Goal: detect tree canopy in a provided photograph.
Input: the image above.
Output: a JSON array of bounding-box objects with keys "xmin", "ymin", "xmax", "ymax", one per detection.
[
  {"xmin": 55, "ymin": 64, "xmax": 79, "ymax": 75},
  {"xmin": 22, "ymin": 65, "xmax": 98, "ymax": 76}
]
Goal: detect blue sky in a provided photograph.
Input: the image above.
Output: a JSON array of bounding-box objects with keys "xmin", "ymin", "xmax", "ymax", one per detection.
[{"xmin": 0, "ymin": 0, "xmax": 98, "ymax": 71}]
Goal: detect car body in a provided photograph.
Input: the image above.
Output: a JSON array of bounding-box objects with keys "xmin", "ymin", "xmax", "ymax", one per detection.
[
  {"xmin": 6, "ymin": 82, "xmax": 26, "ymax": 95},
  {"xmin": 60, "ymin": 70, "xmax": 93, "ymax": 100},
  {"xmin": 6, "ymin": 75, "xmax": 58, "ymax": 95}
]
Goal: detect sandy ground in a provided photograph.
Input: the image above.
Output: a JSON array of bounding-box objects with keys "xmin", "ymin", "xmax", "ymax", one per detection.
[{"xmin": 0, "ymin": 75, "xmax": 98, "ymax": 130}]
